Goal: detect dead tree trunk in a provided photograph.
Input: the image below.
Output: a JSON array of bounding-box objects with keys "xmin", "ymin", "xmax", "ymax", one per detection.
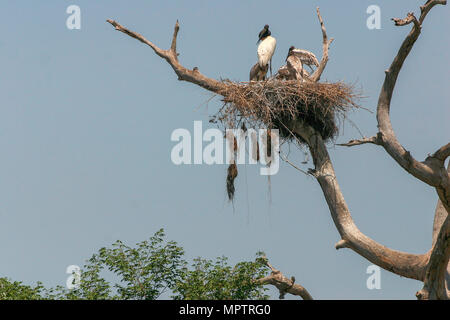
[{"xmin": 107, "ymin": 0, "xmax": 449, "ymax": 299}]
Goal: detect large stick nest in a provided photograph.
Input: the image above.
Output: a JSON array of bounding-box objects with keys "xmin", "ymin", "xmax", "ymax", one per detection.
[{"xmin": 212, "ymin": 79, "xmax": 361, "ymax": 143}]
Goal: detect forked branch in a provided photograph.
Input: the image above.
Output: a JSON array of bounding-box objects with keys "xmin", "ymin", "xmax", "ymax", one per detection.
[
  {"xmin": 341, "ymin": 0, "xmax": 449, "ymax": 209},
  {"xmin": 378, "ymin": 0, "xmax": 448, "ymax": 197},
  {"xmin": 290, "ymin": 122, "xmax": 430, "ymax": 282},
  {"xmin": 309, "ymin": 7, "xmax": 334, "ymax": 82},
  {"xmin": 106, "ymin": 19, "xmax": 225, "ymax": 93},
  {"xmin": 256, "ymin": 257, "xmax": 313, "ymax": 300},
  {"xmin": 303, "ymin": 1, "xmax": 448, "ymax": 299}
]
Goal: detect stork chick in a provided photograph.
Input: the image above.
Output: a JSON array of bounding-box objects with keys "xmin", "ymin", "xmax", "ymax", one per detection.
[{"xmin": 285, "ymin": 46, "xmax": 319, "ymax": 81}]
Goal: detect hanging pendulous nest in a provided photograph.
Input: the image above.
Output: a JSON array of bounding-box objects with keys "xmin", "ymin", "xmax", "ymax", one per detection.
[
  {"xmin": 211, "ymin": 78, "xmax": 362, "ymax": 201},
  {"xmin": 213, "ymin": 79, "xmax": 361, "ymax": 143},
  {"xmin": 226, "ymin": 163, "xmax": 238, "ymax": 201}
]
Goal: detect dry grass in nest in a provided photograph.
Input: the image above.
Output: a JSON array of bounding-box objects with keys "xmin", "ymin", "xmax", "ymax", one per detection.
[{"xmin": 212, "ymin": 79, "xmax": 361, "ymax": 143}]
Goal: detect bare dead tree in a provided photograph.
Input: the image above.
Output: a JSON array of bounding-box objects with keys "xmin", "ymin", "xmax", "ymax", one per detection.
[{"xmin": 107, "ymin": 0, "xmax": 449, "ymax": 299}]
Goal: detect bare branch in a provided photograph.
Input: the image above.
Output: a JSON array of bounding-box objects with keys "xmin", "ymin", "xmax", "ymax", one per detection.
[
  {"xmin": 280, "ymin": 152, "xmax": 310, "ymax": 176},
  {"xmin": 170, "ymin": 20, "xmax": 180, "ymax": 57},
  {"xmin": 290, "ymin": 122, "xmax": 429, "ymax": 281},
  {"xmin": 256, "ymin": 257, "xmax": 313, "ymax": 300},
  {"xmin": 106, "ymin": 19, "xmax": 167, "ymax": 58},
  {"xmin": 337, "ymin": 135, "xmax": 381, "ymax": 147},
  {"xmin": 376, "ymin": 0, "xmax": 449, "ymax": 203},
  {"xmin": 433, "ymin": 164, "xmax": 450, "ymax": 246},
  {"xmin": 344, "ymin": 1, "xmax": 449, "ymax": 209},
  {"xmin": 309, "ymin": 7, "xmax": 334, "ymax": 82},
  {"xmin": 106, "ymin": 19, "xmax": 225, "ymax": 94},
  {"xmin": 295, "ymin": 117, "xmax": 449, "ymax": 298},
  {"xmin": 417, "ymin": 214, "xmax": 450, "ymax": 299},
  {"xmin": 335, "ymin": 239, "xmax": 349, "ymax": 250},
  {"xmin": 423, "ymin": 163, "xmax": 450, "ymax": 299},
  {"xmin": 429, "ymin": 143, "xmax": 450, "ymax": 163},
  {"xmin": 419, "ymin": 0, "xmax": 448, "ymax": 24},
  {"xmin": 391, "ymin": 12, "xmax": 420, "ymax": 28}
]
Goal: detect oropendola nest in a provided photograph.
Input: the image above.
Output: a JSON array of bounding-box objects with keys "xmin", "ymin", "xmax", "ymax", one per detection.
[
  {"xmin": 211, "ymin": 79, "xmax": 361, "ymax": 143},
  {"xmin": 210, "ymin": 79, "xmax": 362, "ymax": 201}
]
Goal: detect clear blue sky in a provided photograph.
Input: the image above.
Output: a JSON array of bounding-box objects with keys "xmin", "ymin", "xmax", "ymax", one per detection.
[{"xmin": 0, "ymin": 0, "xmax": 448, "ymax": 299}]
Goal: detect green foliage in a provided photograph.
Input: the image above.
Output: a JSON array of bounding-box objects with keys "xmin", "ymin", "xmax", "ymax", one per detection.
[
  {"xmin": 49, "ymin": 229, "xmax": 185, "ymax": 300},
  {"xmin": 96, "ymin": 229, "xmax": 186, "ymax": 300},
  {"xmin": 0, "ymin": 229, "xmax": 269, "ymax": 300},
  {"xmin": 44, "ymin": 258, "xmax": 115, "ymax": 300},
  {"xmin": 0, "ymin": 278, "xmax": 45, "ymax": 300},
  {"xmin": 172, "ymin": 256, "xmax": 269, "ymax": 300}
]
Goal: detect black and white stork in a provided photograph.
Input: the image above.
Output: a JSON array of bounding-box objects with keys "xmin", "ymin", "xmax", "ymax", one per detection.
[{"xmin": 250, "ymin": 24, "xmax": 276, "ymax": 81}]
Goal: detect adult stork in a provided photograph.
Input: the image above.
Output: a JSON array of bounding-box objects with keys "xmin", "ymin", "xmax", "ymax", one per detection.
[
  {"xmin": 285, "ymin": 46, "xmax": 318, "ymax": 81},
  {"xmin": 255, "ymin": 24, "xmax": 276, "ymax": 80}
]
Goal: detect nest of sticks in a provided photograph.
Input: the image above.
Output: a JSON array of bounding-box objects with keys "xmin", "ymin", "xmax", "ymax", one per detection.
[{"xmin": 212, "ymin": 79, "xmax": 361, "ymax": 143}]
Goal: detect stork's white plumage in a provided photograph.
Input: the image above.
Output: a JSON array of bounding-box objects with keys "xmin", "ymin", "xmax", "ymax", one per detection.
[
  {"xmin": 257, "ymin": 36, "xmax": 277, "ymax": 69},
  {"xmin": 253, "ymin": 24, "xmax": 276, "ymax": 80}
]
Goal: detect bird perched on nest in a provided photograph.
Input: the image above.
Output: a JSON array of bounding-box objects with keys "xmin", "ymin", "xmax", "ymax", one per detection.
[
  {"xmin": 250, "ymin": 25, "xmax": 276, "ymax": 81},
  {"xmin": 275, "ymin": 64, "xmax": 290, "ymax": 80},
  {"xmin": 279, "ymin": 46, "xmax": 318, "ymax": 81},
  {"xmin": 276, "ymin": 64, "xmax": 310, "ymax": 80},
  {"xmin": 249, "ymin": 63, "xmax": 268, "ymax": 81}
]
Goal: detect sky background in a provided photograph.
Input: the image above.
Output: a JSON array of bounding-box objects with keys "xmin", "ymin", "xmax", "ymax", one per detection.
[{"xmin": 0, "ymin": 0, "xmax": 448, "ymax": 299}]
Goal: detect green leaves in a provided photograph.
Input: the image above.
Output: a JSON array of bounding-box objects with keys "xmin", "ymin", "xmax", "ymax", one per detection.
[
  {"xmin": 1, "ymin": 229, "xmax": 269, "ymax": 300},
  {"xmin": 49, "ymin": 228, "xmax": 185, "ymax": 300},
  {"xmin": 0, "ymin": 278, "xmax": 45, "ymax": 300},
  {"xmin": 172, "ymin": 256, "xmax": 269, "ymax": 300},
  {"xmin": 92, "ymin": 229, "xmax": 186, "ymax": 300}
]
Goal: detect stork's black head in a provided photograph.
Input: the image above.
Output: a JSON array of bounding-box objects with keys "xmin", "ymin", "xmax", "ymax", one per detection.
[{"xmin": 258, "ymin": 25, "xmax": 271, "ymax": 42}]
